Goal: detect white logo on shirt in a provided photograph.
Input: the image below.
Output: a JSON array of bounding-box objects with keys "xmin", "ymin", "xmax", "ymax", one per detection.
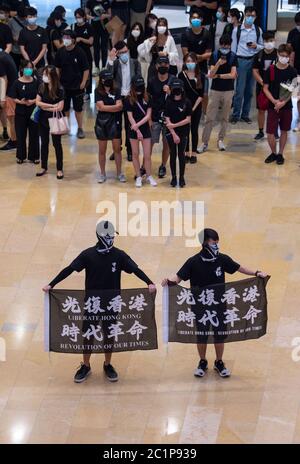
[
  {"xmin": 37, "ymin": 34, "xmax": 41, "ymax": 37},
  {"xmin": 108, "ymin": 93, "xmax": 115, "ymax": 100},
  {"xmin": 215, "ymin": 267, "xmax": 222, "ymax": 277},
  {"xmin": 22, "ymin": 85, "xmax": 25, "ymax": 90},
  {"xmin": 112, "ymin": 262, "xmax": 117, "ymax": 273},
  {"xmin": 74, "ymin": 58, "xmax": 77, "ymax": 63},
  {"xmin": 178, "ymin": 107, "xmax": 184, "ymax": 112}
]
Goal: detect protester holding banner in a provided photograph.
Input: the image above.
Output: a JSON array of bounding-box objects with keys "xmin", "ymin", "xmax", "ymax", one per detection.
[
  {"xmin": 43, "ymin": 221, "xmax": 156, "ymax": 384},
  {"xmin": 162, "ymin": 228, "xmax": 268, "ymax": 378}
]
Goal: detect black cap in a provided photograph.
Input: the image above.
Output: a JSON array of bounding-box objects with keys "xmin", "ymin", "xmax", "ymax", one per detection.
[
  {"xmin": 131, "ymin": 75, "xmax": 145, "ymax": 87},
  {"xmin": 156, "ymin": 55, "xmax": 169, "ymax": 65},
  {"xmin": 170, "ymin": 78, "xmax": 184, "ymax": 90},
  {"xmin": 99, "ymin": 69, "xmax": 113, "ymax": 81}
]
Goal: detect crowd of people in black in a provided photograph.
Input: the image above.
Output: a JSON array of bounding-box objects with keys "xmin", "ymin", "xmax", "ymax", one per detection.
[{"xmin": 0, "ymin": 1, "xmax": 299, "ymax": 185}]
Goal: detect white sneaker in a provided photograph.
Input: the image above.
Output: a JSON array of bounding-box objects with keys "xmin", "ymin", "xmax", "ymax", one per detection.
[
  {"xmin": 98, "ymin": 174, "xmax": 107, "ymax": 184},
  {"xmin": 147, "ymin": 175, "xmax": 157, "ymax": 187},
  {"xmin": 197, "ymin": 143, "xmax": 208, "ymax": 153},
  {"xmin": 218, "ymin": 140, "xmax": 226, "ymax": 151},
  {"xmin": 293, "ymin": 124, "xmax": 300, "ymax": 132},
  {"xmin": 117, "ymin": 173, "xmax": 127, "ymax": 183},
  {"xmin": 135, "ymin": 176, "xmax": 142, "ymax": 188},
  {"xmin": 92, "ymin": 66, "xmax": 99, "ymax": 77}
]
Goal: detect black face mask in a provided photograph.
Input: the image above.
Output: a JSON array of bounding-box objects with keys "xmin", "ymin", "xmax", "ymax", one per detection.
[
  {"xmin": 158, "ymin": 66, "xmax": 169, "ymax": 75},
  {"xmin": 172, "ymin": 88, "xmax": 182, "ymax": 96},
  {"xmin": 135, "ymin": 85, "xmax": 145, "ymax": 94},
  {"xmin": 103, "ymin": 79, "xmax": 113, "ymax": 88}
]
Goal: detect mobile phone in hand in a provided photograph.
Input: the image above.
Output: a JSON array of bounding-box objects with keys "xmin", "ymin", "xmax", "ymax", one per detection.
[{"xmin": 247, "ymin": 42, "xmax": 253, "ymax": 47}]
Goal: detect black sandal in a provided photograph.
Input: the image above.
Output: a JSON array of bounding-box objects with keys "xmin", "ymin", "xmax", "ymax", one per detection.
[
  {"xmin": 16, "ymin": 159, "xmax": 23, "ymax": 164},
  {"xmin": 36, "ymin": 170, "xmax": 47, "ymax": 177}
]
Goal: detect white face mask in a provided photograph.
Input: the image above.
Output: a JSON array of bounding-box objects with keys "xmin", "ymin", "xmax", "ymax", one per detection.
[
  {"xmin": 264, "ymin": 41, "xmax": 275, "ymax": 50},
  {"xmin": 227, "ymin": 16, "xmax": 233, "ymax": 24},
  {"xmin": 278, "ymin": 56, "xmax": 289, "ymax": 65},
  {"xmin": 42, "ymin": 75, "xmax": 49, "ymax": 84},
  {"xmin": 157, "ymin": 26, "xmax": 167, "ymax": 35},
  {"xmin": 0, "ymin": 13, "xmax": 6, "ymax": 20},
  {"xmin": 76, "ymin": 17, "xmax": 84, "ymax": 24},
  {"xmin": 63, "ymin": 38, "xmax": 72, "ymax": 47},
  {"xmin": 131, "ymin": 29, "xmax": 140, "ymax": 38}
]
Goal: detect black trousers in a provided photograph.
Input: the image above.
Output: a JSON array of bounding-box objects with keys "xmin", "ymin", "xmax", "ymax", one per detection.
[
  {"xmin": 39, "ymin": 121, "xmax": 63, "ymax": 171},
  {"xmin": 92, "ymin": 22, "xmax": 109, "ymax": 69},
  {"xmin": 186, "ymin": 104, "xmax": 202, "ymax": 152},
  {"xmin": 15, "ymin": 112, "xmax": 40, "ymax": 161},
  {"xmin": 11, "ymin": 52, "xmax": 22, "ymax": 70},
  {"xmin": 166, "ymin": 133, "xmax": 188, "ymax": 179}
]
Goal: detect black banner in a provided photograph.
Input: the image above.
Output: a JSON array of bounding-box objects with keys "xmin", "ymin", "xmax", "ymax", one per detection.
[
  {"xmin": 165, "ymin": 277, "xmax": 270, "ymax": 344},
  {"xmin": 44, "ymin": 288, "xmax": 157, "ymax": 353}
]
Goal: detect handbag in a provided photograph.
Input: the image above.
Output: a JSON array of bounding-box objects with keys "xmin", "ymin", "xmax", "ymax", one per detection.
[
  {"xmin": 30, "ymin": 106, "xmax": 41, "ymax": 123},
  {"xmin": 48, "ymin": 111, "xmax": 69, "ymax": 135}
]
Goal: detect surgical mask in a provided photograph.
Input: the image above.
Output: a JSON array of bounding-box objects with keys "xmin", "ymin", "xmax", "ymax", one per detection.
[
  {"xmin": 245, "ymin": 16, "xmax": 255, "ymax": 26},
  {"xmin": 208, "ymin": 243, "xmax": 219, "ymax": 256},
  {"xmin": 149, "ymin": 20, "xmax": 157, "ymax": 30},
  {"xmin": 23, "ymin": 68, "xmax": 33, "ymax": 77},
  {"xmin": 186, "ymin": 62, "xmax": 196, "ymax": 71},
  {"xmin": 264, "ymin": 41, "xmax": 275, "ymax": 50},
  {"xmin": 0, "ymin": 14, "xmax": 6, "ymax": 20},
  {"xmin": 42, "ymin": 75, "xmax": 50, "ymax": 84},
  {"xmin": 220, "ymin": 48, "xmax": 230, "ymax": 55},
  {"xmin": 157, "ymin": 26, "xmax": 167, "ymax": 34},
  {"xmin": 158, "ymin": 66, "xmax": 168, "ymax": 75},
  {"xmin": 76, "ymin": 17, "xmax": 84, "ymax": 24},
  {"xmin": 216, "ymin": 12, "xmax": 223, "ymax": 21},
  {"xmin": 191, "ymin": 18, "xmax": 201, "ymax": 28},
  {"xmin": 278, "ymin": 56, "xmax": 289, "ymax": 65},
  {"xmin": 63, "ymin": 38, "xmax": 72, "ymax": 47},
  {"xmin": 119, "ymin": 52, "xmax": 129, "ymax": 64},
  {"xmin": 27, "ymin": 17, "xmax": 37, "ymax": 25},
  {"xmin": 131, "ymin": 29, "xmax": 141, "ymax": 38},
  {"xmin": 227, "ymin": 16, "xmax": 233, "ymax": 24},
  {"xmin": 96, "ymin": 233, "xmax": 114, "ymax": 253}
]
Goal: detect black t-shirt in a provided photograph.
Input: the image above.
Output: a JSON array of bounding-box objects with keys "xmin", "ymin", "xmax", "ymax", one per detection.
[
  {"xmin": 74, "ymin": 22, "xmax": 94, "ymax": 61},
  {"xmin": 111, "ymin": 1, "xmax": 128, "ymax": 9},
  {"xmin": 209, "ymin": 51, "xmax": 238, "ymax": 92},
  {"xmin": 55, "ymin": 45, "xmax": 89, "ymax": 90},
  {"xmin": 18, "ymin": 26, "xmax": 49, "ymax": 66},
  {"xmin": 164, "ymin": 96, "xmax": 192, "ymax": 136},
  {"xmin": 177, "ymin": 250, "xmax": 240, "ymax": 288},
  {"xmin": 287, "ymin": 27, "xmax": 300, "ymax": 74},
  {"xmin": 264, "ymin": 64, "xmax": 297, "ymax": 110},
  {"xmin": 0, "ymin": 52, "xmax": 18, "ymax": 93},
  {"xmin": 95, "ymin": 89, "xmax": 122, "ymax": 122},
  {"xmin": 8, "ymin": 78, "xmax": 38, "ymax": 115},
  {"xmin": 190, "ymin": 0, "xmax": 218, "ymax": 26},
  {"xmin": 124, "ymin": 95, "xmax": 152, "ymax": 137},
  {"xmin": 181, "ymin": 28, "xmax": 212, "ymax": 72},
  {"xmin": 253, "ymin": 49, "xmax": 277, "ymax": 92},
  {"xmin": 130, "ymin": 0, "xmax": 148, "ymax": 13},
  {"xmin": 86, "ymin": 0, "xmax": 110, "ymax": 24},
  {"xmin": 38, "ymin": 86, "xmax": 64, "ymax": 120},
  {"xmin": 178, "ymin": 71, "xmax": 203, "ymax": 106},
  {"xmin": 0, "ymin": 23, "xmax": 13, "ymax": 50},
  {"xmin": 69, "ymin": 245, "xmax": 139, "ymax": 290},
  {"xmin": 147, "ymin": 75, "xmax": 176, "ymax": 122}
]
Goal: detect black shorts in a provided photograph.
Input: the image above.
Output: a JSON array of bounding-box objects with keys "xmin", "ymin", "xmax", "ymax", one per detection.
[
  {"xmin": 129, "ymin": 123, "xmax": 151, "ymax": 140},
  {"xmin": 64, "ymin": 89, "xmax": 84, "ymax": 113}
]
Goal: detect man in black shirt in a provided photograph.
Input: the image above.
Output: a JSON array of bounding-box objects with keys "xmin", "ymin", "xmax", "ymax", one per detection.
[
  {"xmin": 184, "ymin": 1, "xmax": 218, "ymax": 27},
  {"xmin": 162, "ymin": 228, "xmax": 267, "ymax": 378},
  {"xmin": 288, "ymin": 12, "xmax": 300, "ymax": 132},
  {"xmin": 55, "ymin": 30, "xmax": 89, "ymax": 139},
  {"xmin": 0, "ymin": 5, "xmax": 13, "ymax": 53},
  {"xmin": 199, "ymin": 34, "xmax": 237, "ymax": 153},
  {"xmin": 43, "ymin": 221, "xmax": 156, "ymax": 383},
  {"xmin": 18, "ymin": 7, "xmax": 48, "ymax": 69}
]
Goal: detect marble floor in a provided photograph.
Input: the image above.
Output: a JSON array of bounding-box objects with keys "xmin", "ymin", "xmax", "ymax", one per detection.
[{"xmin": 0, "ymin": 88, "xmax": 300, "ymax": 444}]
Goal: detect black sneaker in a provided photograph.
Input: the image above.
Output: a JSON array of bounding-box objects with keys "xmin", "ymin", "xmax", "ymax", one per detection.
[
  {"xmin": 2, "ymin": 128, "xmax": 9, "ymax": 140},
  {"xmin": 190, "ymin": 155, "xmax": 197, "ymax": 164},
  {"xmin": 254, "ymin": 131, "xmax": 264, "ymax": 141},
  {"xmin": 194, "ymin": 359, "xmax": 208, "ymax": 377},
  {"xmin": 103, "ymin": 362, "xmax": 118, "ymax": 382},
  {"xmin": 0, "ymin": 139, "xmax": 17, "ymax": 151},
  {"xmin": 170, "ymin": 176, "xmax": 177, "ymax": 187},
  {"xmin": 214, "ymin": 360, "xmax": 230, "ymax": 378},
  {"xmin": 109, "ymin": 153, "xmax": 115, "ymax": 161},
  {"xmin": 241, "ymin": 116, "xmax": 252, "ymax": 124},
  {"xmin": 264, "ymin": 153, "xmax": 277, "ymax": 164},
  {"xmin": 230, "ymin": 116, "xmax": 239, "ymax": 124},
  {"xmin": 276, "ymin": 153, "xmax": 285, "ymax": 165},
  {"xmin": 185, "ymin": 155, "xmax": 190, "ymax": 163},
  {"xmin": 158, "ymin": 164, "xmax": 166, "ymax": 178},
  {"xmin": 74, "ymin": 363, "xmax": 91, "ymax": 383},
  {"xmin": 179, "ymin": 177, "xmax": 186, "ymax": 188}
]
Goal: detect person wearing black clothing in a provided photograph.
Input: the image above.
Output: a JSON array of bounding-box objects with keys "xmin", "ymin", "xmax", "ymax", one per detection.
[
  {"xmin": 73, "ymin": 9, "xmax": 94, "ymax": 98},
  {"xmin": 181, "ymin": 9, "xmax": 213, "ymax": 114},
  {"xmin": 178, "ymin": 52, "xmax": 203, "ymax": 163},
  {"xmin": 0, "ymin": 7, "xmax": 13, "ymax": 53},
  {"xmin": 111, "ymin": 0, "xmax": 129, "ymax": 44},
  {"xmin": 85, "ymin": 0, "xmax": 111, "ymax": 74},
  {"xmin": 130, "ymin": 0, "xmax": 152, "ymax": 27},
  {"xmin": 0, "ymin": 51, "xmax": 18, "ymax": 152},
  {"xmin": 46, "ymin": 11, "xmax": 67, "ymax": 65},
  {"xmin": 253, "ymin": 31, "xmax": 277, "ymax": 141},
  {"xmin": 9, "ymin": 59, "xmax": 39, "ymax": 164},
  {"xmin": 36, "ymin": 65, "xmax": 65, "ymax": 180},
  {"xmin": 18, "ymin": 7, "xmax": 48, "ymax": 69},
  {"xmin": 144, "ymin": 13, "xmax": 157, "ymax": 40},
  {"xmin": 147, "ymin": 56, "xmax": 176, "ymax": 179},
  {"xmin": 185, "ymin": 1, "xmax": 219, "ymax": 27},
  {"xmin": 43, "ymin": 220, "xmax": 156, "ymax": 383},
  {"xmin": 287, "ymin": 12, "xmax": 300, "ymax": 132},
  {"xmin": 8, "ymin": 5, "xmax": 27, "ymax": 70},
  {"xmin": 55, "ymin": 30, "xmax": 89, "ymax": 139},
  {"xmin": 164, "ymin": 78, "xmax": 192, "ymax": 188},
  {"xmin": 127, "ymin": 22, "xmax": 144, "ymax": 60},
  {"xmin": 162, "ymin": 227, "xmax": 267, "ymax": 378}
]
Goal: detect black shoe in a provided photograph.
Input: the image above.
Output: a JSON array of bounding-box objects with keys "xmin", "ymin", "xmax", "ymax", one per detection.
[
  {"xmin": 57, "ymin": 173, "xmax": 64, "ymax": 180},
  {"xmin": 214, "ymin": 360, "xmax": 230, "ymax": 378},
  {"xmin": 0, "ymin": 139, "xmax": 17, "ymax": 151},
  {"xmin": 185, "ymin": 155, "xmax": 190, "ymax": 163},
  {"xmin": 140, "ymin": 166, "xmax": 146, "ymax": 177},
  {"xmin": 36, "ymin": 169, "xmax": 47, "ymax": 177},
  {"xmin": 2, "ymin": 128, "xmax": 9, "ymax": 140},
  {"xmin": 103, "ymin": 362, "xmax": 118, "ymax": 382},
  {"xmin": 179, "ymin": 177, "xmax": 186, "ymax": 188},
  {"xmin": 158, "ymin": 164, "xmax": 166, "ymax": 178},
  {"xmin": 74, "ymin": 363, "xmax": 91, "ymax": 383},
  {"xmin": 264, "ymin": 153, "xmax": 277, "ymax": 164},
  {"xmin": 241, "ymin": 116, "xmax": 252, "ymax": 124},
  {"xmin": 109, "ymin": 153, "xmax": 115, "ymax": 161},
  {"xmin": 127, "ymin": 153, "xmax": 132, "ymax": 162},
  {"xmin": 170, "ymin": 176, "xmax": 177, "ymax": 187},
  {"xmin": 254, "ymin": 131, "xmax": 264, "ymax": 141},
  {"xmin": 194, "ymin": 359, "xmax": 208, "ymax": 377},
  {"xmin": 16, "ymin": 159, "xmax": 23, "ymax": 164},
  {"xmin": 190, "ymin": 155, "xmax": 197, "ymax": 164},
  {"xmin": 276, "ymin": 153, "xmax": 285, "ymax": 165},
  {"xmin": 230, "ymin": 116, "xmax": 239, "ymax": 124}
]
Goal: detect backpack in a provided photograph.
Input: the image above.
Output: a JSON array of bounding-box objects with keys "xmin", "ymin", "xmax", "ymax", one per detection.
[
  {"xmin": 257, "ymin": 64, "xmax": 275, "ymax": 111},
  {"xmin": 236, "ymin": 24, "xmax": 261, "ymax": 46},
  {"xmin": 213, "ymin": 50, "xmax": 236, "ymax": 67}
]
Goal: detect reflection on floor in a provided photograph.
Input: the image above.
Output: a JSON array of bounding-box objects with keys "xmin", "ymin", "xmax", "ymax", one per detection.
[{"xmin": 0, "ymin": 84, "xmax": 300, "ymax": 444}]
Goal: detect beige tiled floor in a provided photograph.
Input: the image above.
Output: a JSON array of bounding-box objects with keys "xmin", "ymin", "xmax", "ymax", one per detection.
[{"xmin": 0, "ymin": 101, "xmax": 300, "ymax": 444}]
